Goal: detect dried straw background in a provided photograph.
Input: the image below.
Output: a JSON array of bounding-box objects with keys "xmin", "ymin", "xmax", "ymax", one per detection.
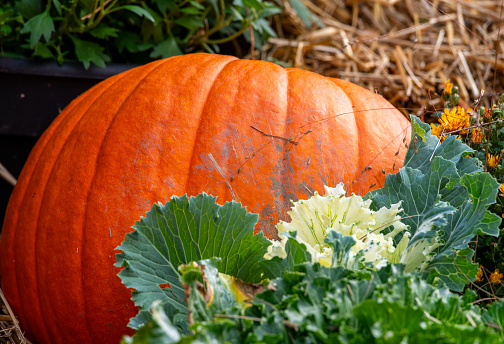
[
  {"xmin": 261, "ymin": 0, "xmax": 504, "ymax": 120},
  {"xmin": 1, "ymin": 0, "xmax": 504, "ymax": 343},
  {"xmin": 1, "ymin": 288, "xmax": 31, "ymax": 344}
]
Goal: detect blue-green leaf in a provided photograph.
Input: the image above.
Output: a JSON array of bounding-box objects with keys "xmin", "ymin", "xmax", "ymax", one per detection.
[
  {"xmin": 115, "ymin": 193, "xmax": 271, "ymax": 330},
  {"xmin": 367, "ymin": 116, "xmax": 501, "ymax": 291},
  {"xmin": 428, "ymin": 173, "xmax": 501, "ymax": 290},
  {"xmin": 483, "ymin": 299, "xmax": 504, "ymax": 341},
  {"xmin": 259, "ymin": 232, "xmax": 311, "ymax": 279},
  {"xmin": 121, "ymin": 301, "xmax": 181, "ymax": 344},
  {"xmin": 404, "ymin": 117, "xmax": 481, "ymax": 176},
  {"xmin": 288, "ymin": 0, "xmax": 312, "ymax": 27},
  {"xmin": 325, "ymin": 231, "xmax": 362, "ymax": 269},
  {"xmin": 368, "ymin": 156, "xmax": 460, "ymax": 234}
]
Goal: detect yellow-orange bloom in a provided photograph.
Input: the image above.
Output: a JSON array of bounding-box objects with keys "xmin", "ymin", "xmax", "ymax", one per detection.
[
  {"xmin": 444, "ymin": 79, "xmax": 453, "ymax": 95},
  {"xmin": 490, "ymin": 269, "xmax": 503, "ymax": 285},
  {"xmin": 476, "ymin": 265, "xmax": 484, "ymax": 282},
  {"xmin": 430, "ymin": 123, "xmax": 445, "ymax": 142},
  {"xmin": 439, "ymin": 107, "xmax": 471, "ymax": 135},
  {"xmin": 488, "ymin": 154, "xmax": 499, "ymax": 168},
  {"xmin": 471, "ymin": 127, "xmax": 483, "ymax": 143},
  {"xmin": 499, "ymin": 184, "xmax": 504, "ymax": 197}
]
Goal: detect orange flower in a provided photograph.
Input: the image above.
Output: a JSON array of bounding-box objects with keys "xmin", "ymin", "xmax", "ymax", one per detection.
[
  {"xmin": 490, "ymin": 269, "xmax": 503, "ymax": 285},
  {"xmin": 430, "ymin": 123, "xmax": 445, "ymax": 142},
  {"xmin": 471, "ymin": 127, "xmax": 483, "ymax": 143},
  {"xmin": 439, "ymin": 107, "xmax": 471, "ymax": 135},
  {"xmin": 487, "ymin": 153, "xmax": 499, "ymax": 168},
  {"xmin": 483, "ymin": 107, "xmax": 493, "ymax": 121},
  {"xmin": 444, "ymin": 79, "xmax": 453, "ymax": 95},
  {"xmin": 499, "ymin": 184, "xmax": 504, "ymax": 197},
  {"xmin": 476, "ymin": 265, "xmax": 484, "ymax": 282}
]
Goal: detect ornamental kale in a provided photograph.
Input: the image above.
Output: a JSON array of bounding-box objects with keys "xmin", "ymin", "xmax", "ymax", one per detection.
[{"xmin": 116, "ymin": 115, "xmax": 503, "ymax": 342}]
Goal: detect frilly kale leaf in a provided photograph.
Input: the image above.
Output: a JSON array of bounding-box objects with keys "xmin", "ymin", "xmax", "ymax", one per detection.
[
  {"xmin": 118, "ymin": 115, "xmax": 503, "ymax": 343},
  {"xmin": 123, "ymin": 257, "xmax": 504, "ymax": 343},
  {"xmin": 115, "ymin": 193, "xmax": 272, "ymax": 331},
  {"xmin": 366, "ymin": 116, "xmax": 501, "ymax": 291}
]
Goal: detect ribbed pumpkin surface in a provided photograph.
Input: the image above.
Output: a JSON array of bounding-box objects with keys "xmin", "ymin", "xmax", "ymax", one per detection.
[{"xmin": 0, "ymin": 53, "xmax": 411, "ymax": 344}]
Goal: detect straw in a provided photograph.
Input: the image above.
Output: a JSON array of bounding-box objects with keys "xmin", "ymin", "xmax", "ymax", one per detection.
[{"xmin": 262, "ymin": 0, "xmax": 504, "ymax": 119}]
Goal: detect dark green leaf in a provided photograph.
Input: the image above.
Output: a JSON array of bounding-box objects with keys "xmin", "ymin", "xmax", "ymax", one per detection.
[
  {"xmin": 179, "ymin": 7, "xmax": 202, "ymax": 15},
  {"xmin": 353, "ymin": 299, "xmax": 425, "ymax": 336},
  {"xmin": 0, "ymin": 24, "xmax": 13, "ymax": 36},
  {"xmin": 188, "ymin": 1, "xmax": 205, "ymax": 10},
  {"xmin": 243, "ymin": 0, "xmax": 264, "ymax": 10},
  {"xmin": 149, "ymin": 35, "xmax": 182, "ymax": 58},
  {"xmin": 89, "ymin": 25, "xmax": 119, "ymax": 39},
  {"xmin": 206, "ymin": 0, "xmax": 219, "ymax": 14},
  {"xmin": 126, "ymin": 258, "xmax": 503, "ymax": 342},
  {"xmin": 152, "ymin": 0, "xmax": 177, "ymax": 13},
  {"xmin": 121, "ymin": 5, "xmax": 155, "ymax": 23},
  {"xmin": 70, "ymin": 35, "xmax": 111, "ymax": 69},
  {"xmin": 173, "ymin": 16, "xmax": 204, "ymax": 30},
  {"xmin": 229, "ymin": 6, "xmax": 244, "ymax": 21},
  {"xmin": 20, "ymin": 10, "xmax": 54, "ymax": 48},
  {"xmin": 33, "ymin": 41, "xmax": 53, "ymax": 58},
  {"xmin": 79, "ymin": 0, "xmax": 96, "ymax": 13},
  {"xmin": 116, "ymin": 31, "xmax": 145, "ymax": 53},
  {"xmin": 368, "ymin": 156, "xmax": 460, "ymax": 233},
  {"xmin": 52, "ymin": 0, "xmax": 62, "ymax": 15},
  {"xmin": 14, "ymin": 0, "xmax": 43, "ymax": 19},
  {"xmin": 251, "ymin": 18, "xmax": 277, "ymax": 37},
  {"xmin": 260, "ymin": 4, "xmax": 283, "ymax": 18}
]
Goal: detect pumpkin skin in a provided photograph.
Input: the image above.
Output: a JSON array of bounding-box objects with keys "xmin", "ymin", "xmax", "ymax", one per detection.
[{"xmin": 0, "ymin": 53, "xmax": 411, "ymax": 344}]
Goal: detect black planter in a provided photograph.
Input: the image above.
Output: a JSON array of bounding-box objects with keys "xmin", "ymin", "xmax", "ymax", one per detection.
[{"xmin": 0, "ymin": 58, "xmax": 138, "ymax": 228}]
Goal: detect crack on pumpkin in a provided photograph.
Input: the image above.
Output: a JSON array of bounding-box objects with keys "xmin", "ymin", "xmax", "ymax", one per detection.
[
  {"xmin": 231, "ymin": 126, "xmax": 313, "ymax": 182},
  {"xmin": 250, "ymin": 125, "xmax": 314, "ymax": 146},
  {"xmin": 250, "ymin": 125, "xmax": 299, "ymax": 145}
]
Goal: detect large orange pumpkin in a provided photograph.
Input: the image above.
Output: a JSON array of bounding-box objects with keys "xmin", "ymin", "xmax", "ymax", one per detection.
[{"xmin": 0, "ymin": 53, "xmax": 411, "ymax": 344}]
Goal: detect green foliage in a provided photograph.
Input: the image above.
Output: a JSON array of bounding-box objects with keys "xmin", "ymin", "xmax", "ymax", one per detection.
[
  {"xmin": 258, "ymin": 231, "xmax": 313, "ymax": 279},
  {"xmin": 115, "ymin": 193, "xmax": 273, "ymax": 331},
  {"xmin": 431, "ymin": 81, "xmax": 504, "ymax": 300},
  {"xmin": 367, "ymin": 117, "xmax": 501, "ymax": 291},
  {"xmin": 117, "ymin": 115, "xmax": 503, "ymax": 342},
  {"xmin": 468, "ymin": 96, "xmax": 504, "ymax": 299},
  {"xmin": 282, "ymin": 0, "xmax": 323, "ymax": 28},
  {"xmin": 123, "ymin": 253, "xmax": 504, "ymax": 343},
  {"xmin": 0, "ymin": 0, "xmax": 281, "ymax": 68}
]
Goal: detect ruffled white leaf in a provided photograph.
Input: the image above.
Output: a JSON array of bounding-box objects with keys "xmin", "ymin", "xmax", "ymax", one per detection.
[{"xmin": 268, "ymin": 183, "xmax": 408, "ymax": 269}]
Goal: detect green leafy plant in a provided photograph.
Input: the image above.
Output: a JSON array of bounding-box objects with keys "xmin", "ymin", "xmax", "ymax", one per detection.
[
  {"xmin": 430, "ymin": 80, "xmax": 504, "ymax": 300},
  {"xmin": 115, "ymin": 115, "xmax": 503, "ymax": 342},
  {"xmin": 0, "ymin": 0, "xmax": 281, "ymax": 68},
  {"xmin": 122, "ymin": 244, "xmax": 504, "ymax": 343}
]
